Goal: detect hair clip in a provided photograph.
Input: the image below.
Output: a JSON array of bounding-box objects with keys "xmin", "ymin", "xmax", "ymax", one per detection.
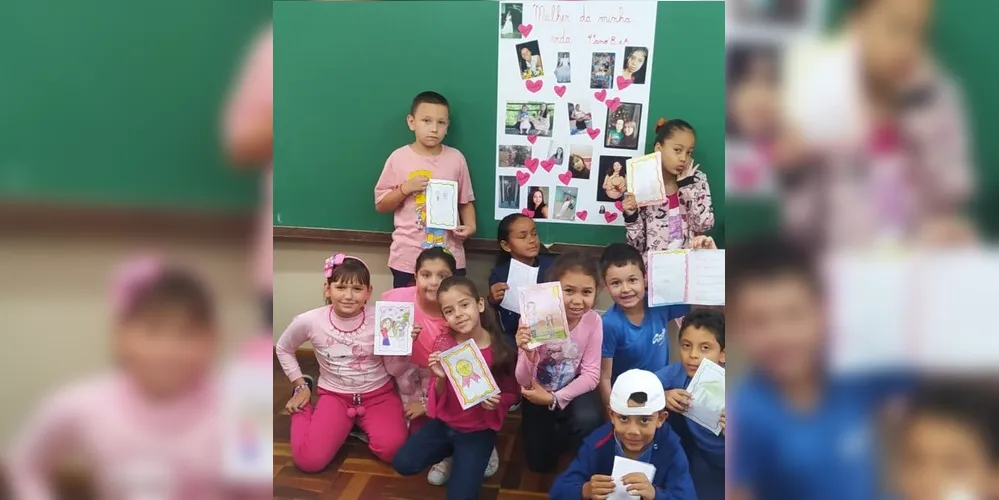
[
  {"xmin": 656, "ymin": 117, "xmax": 668, "ymax": 127},
  {"xmin": 324, "ymin": 253, "xmax": 346, "ymax": 278}
]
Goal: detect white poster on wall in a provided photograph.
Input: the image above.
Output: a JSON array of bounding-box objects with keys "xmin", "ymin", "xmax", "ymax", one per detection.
[{"xmin": 494, "ymin": 1, "xmax": 658, "ymax": 226}]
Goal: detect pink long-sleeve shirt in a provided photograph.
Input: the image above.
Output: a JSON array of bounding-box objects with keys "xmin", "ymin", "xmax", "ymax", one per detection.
[
  {"xmin": 427, "ymin": 333, "xmax": 519, "ymax": 432},
  {"xmin": 275, "ymin": 305, "xmax": 407, "ymax": 394},
  {"xmin": 515, "ymin": 309, "xmax": 602, "ymax": 409},
  {"xmin": 7, "ymin": 373, "xmax": 229, "ymax": 500},
  {"xmin": 222, "ymin": 24, "xmax": 272, "ymax": 293}
]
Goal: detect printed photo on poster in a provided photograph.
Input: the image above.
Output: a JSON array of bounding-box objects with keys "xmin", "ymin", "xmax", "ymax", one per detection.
[
  {"xmin": 518, "ymin": 282, "xmax": 571, "ymax": 349},
  {"xmin": 498, "ymin": 144, "xmax": 532, "ymax": 169},
  {"xmin": 498, "ymin": 175, "xmax": 520, "ymax": 209},
  {"xmin": 505, "ymin": 101, "xmax": 555, "ymax": 137},
  {"xmin": 555, "ymin": 52, "xmax": 571, "ymax": 83},
  {"xmin": 568, "ymin": 145, "xmax": 592, "ymax": 180},
  {"xmin": 439, "ymin": 339, "xmax": 501, "ymax": 410},
  {"xmin": 516, "ymin": 40, "xmax": 544, "ymax": 80},
  {"xmin": 526, "ymin": 186, "xmax": 549, "ymax": 219},
  {"xmin": 590, "ymin": 52, "xmax": 616, "ymax": 89},
  {"xmin": 567, "ymin": 100, "xmax": 593, "ymax": 136},
  {"xmin": 547, "ymin": 142, "xmax": 566, "ymax": 167},
  {"xmin": 596, "ymin": 156, "xmax": 630, "ymax": 202},
  {"xmin": 373, "ymin": 301, "xmax": 415, "ymax": 356},
  {"xmin": 553, "ymin": 186, "xmax": 579, "ymax": 221},
  {"xmin": 500, "ymin": 3, "xmax": 523, "ymax": 39},
  {"xmin": 605, "ymin": 102, "xmax": 643, "ymax": 150},
  {"xmin": 621, "ymin": 46, "xmax": 649, "ymax": 85}
]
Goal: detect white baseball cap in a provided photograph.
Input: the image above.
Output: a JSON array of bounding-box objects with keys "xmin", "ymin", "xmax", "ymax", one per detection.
[{"xmin": 610, "ymin": 369, "xmax": 666, "ymax": 416}]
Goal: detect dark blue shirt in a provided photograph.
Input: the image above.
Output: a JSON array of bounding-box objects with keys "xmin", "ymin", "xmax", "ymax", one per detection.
[
  {"xmin": 601, "ymin": 303, "xmax": 691, "ymax": 383},
  {"xmin": 488, "ymin": 254, "xmax": 556, "ymax": 341}
]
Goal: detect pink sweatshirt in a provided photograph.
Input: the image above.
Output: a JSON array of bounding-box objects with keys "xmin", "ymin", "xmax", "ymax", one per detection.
[
  {"xmin": 7, "ymin": 373, "xmax": 229, "ymax": 500},
  {"xmin": 515, "ymin": 309, "xmax": 602, "ymax": 408},
  {"xmin": 222, "ymin": 24, "xmax": 272, "ymax": 293},
  {"xmin": 275, "ymin": 305, "xmax": 407, "ymax": 394}
]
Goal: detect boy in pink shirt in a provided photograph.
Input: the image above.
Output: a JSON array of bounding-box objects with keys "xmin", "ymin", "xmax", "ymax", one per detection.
[
  {"xmin": 515, "ymin": 252, "xmax": 606, "ymax": 473},
  {"xmin": 374, "ymin": 91, "xmax": 477, "ymax": 288}
]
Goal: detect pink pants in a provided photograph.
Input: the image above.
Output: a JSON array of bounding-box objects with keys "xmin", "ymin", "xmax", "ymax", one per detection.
[{"xmin": 290, "ymin": 381, "xmax": 407, "ymax": 473}]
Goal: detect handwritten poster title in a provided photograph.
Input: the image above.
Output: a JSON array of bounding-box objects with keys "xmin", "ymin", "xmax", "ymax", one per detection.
[{"xmin": 532, "ymin": 3, "xmax": 634, "ymax": 45}]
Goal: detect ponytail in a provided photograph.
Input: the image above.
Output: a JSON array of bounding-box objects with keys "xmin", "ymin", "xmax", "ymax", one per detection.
[{"xmin": 654, "ymin": 117, "xmax": 695, "ymax": 145}]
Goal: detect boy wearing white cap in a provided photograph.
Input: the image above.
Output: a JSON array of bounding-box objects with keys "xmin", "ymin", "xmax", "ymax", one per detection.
[{"xmin": 550, "ymin": 369, "xmax": 697, "ymax": 500}]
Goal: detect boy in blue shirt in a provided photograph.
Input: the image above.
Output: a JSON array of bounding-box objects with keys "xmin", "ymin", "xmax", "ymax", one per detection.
[
  {"xmin": 550, "ymin": 369, "xmax": 697, "ymax": 500},
  {"xmin": 655, "ymin": 308, "xmax": 726, "ymax": 500},
  {"xmin": 727, "ymin": 236, "xmax": 913, "ymax": 500},
  {"xmin": 598, "ymin": 243, "xmax": 690, "ymax": 407}
]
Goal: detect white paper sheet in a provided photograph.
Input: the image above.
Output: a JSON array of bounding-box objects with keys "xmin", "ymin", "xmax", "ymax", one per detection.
[
  {"xmin": 221, "ymin": 356, "xmax": 273, "ymax": 483},
  {"xmin": 518, "ymin": 281, "xmax": 570, "ymax": 349},
  {"xmin": 426, "ymin": 179, "xmax": 459, "ymax": 230},
  {"xmin": 609, "ymin": 455, "xmax": 657, "ymax": 500},
  {"xmin": 499, "ymin": 258, "xmax": 540, "ymax": 314},
  {"xmin": 626, "ymin": 152, "xmax": 666, "ymax": 206},
  {"xmin": 373, "ymin": 301, "xmax": 415, "ymax": 355},
  {"xmin": 686, "ymin": 250, "xmax": 725, "ymax": 306},
  {"xmin": 439, "ymin": 339, "xmax": 501, "ymax": 410},
  {"xmin": 648, "ymin": 251, "xmax": 687, "ymax": 306},
  {"xmin": 683, "ymin": 358, "xmax": 726, "ymax": 435}
]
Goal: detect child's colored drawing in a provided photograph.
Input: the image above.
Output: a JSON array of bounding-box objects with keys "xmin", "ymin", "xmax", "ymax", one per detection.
[
  {"xmin": 439, "ymin": 339, "xmax": 500, "ymax": 410},
  {"xmin": 373, "ymin": 301, "xmax": 415, "ymax": 356},
  {"xmin": 518, "ymin": 282, "xmax": 571, "ymax": 349}
]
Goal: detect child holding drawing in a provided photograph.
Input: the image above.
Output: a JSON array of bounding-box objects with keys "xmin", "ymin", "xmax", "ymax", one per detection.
[
  {"xmin": 514, "ymin": 252, "xmax": 605, "ymax": 473},
  {"xmin": 621, "ymin": 118, "xmax": 716, "ymax": 254},
  {"xmin": 392, "ymin": 277, "xmax": 520, "ymax": 499},
  {"xmin": 275, "ymin": 254, "xmax": 410, "ymax": 472},
  {"xmin": 374, "ymin": 91, "xmax": 476, "ymax": 289},
  {"xmin": 380, "ymin": 247, "xmax": 502, "ymax": 484},
  {"xmin": 654, "ymin": 308, "xmax": 727, "ymax": 500},
  {"xmin": 488, "ymin": 213, "xmax": 556, "ymax": 347}
]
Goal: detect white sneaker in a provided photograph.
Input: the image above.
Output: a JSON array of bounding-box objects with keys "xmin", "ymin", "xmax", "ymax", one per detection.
[
  {"xmin": 483, "ymin": 447, "xmax": 499, "ymax": 478},
  {"xmin": 427, "ymin": 457, "xmax": 452, "ymax": 486}
]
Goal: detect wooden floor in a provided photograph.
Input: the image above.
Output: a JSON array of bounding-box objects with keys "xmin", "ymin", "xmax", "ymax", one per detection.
[{"xmin": 273, "ymin": 352, "xmax": 573, "ymax": 499}]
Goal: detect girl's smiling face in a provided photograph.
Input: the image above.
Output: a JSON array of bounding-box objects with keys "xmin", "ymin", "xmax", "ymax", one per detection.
[
  {"xmin": 521, "ymin": 47, "xmax": 532, "ymax": 61},
  {"xmin": 624, "ymin": 122, "xmax": 636, "ymax": 136},
  {"xmin": 612, "ymin": 161, "xmax": 623, "ymax": 174},
  {"xmin": 615, "ymin": 119, "xmax": 624, "ymax": 131},
  {"xmin": 626, "ymin": 49, "xmax": 647, "ymax": 73},
  {"xmin": 533, "ymin": 189, "xmax": 544, "ymax": 206},
  {"xmin": 415, "ymin": 258, "xmax": 453, "ymax": 304},
  {"xmin": 438, "ymin": 287, "xmax": 484, "ymax": 335}
]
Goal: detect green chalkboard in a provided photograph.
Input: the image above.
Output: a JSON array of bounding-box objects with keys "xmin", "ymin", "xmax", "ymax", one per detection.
[
  {"xmin": 0, "ymin": 0, "xmax": 269, "ymax": 211},
  {"xmin": 726, "ymin": 0, "xmax": 999, "ymax": 242},
  {"xmin": 274, "ymin": 1, "xmax": 725, "ymax": 248}
]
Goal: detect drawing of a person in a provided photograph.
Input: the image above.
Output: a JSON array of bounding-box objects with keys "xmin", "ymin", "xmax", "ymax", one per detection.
[
  {"xmin": 525, "ymin": 302, "xmax": 538, "ymax": 332},
  {"xmin": 379, "ymin": 318, "xmax": 393, "ymax": 346},
  {"xmin": 545, "ymin": 314, "xmax": 555, "ymax": 338},
  {"xmin": 409, "ymin": 169, "xmax": 446, "ymax": 249}
]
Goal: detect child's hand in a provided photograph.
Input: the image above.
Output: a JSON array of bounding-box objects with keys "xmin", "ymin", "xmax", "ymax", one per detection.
[
  {"xmin": 404, "ymin": 400, "xmax": 426, "ymax": 420},
  {"xmin": 453, "ymin": 225, "xmax": 473, "ymax": 240},
  {"xmin": 427, "ymin": 351, "xmax": 446, "ymax": 379},
  {"xmin": 583, "ymin": 474, "xmax": 616, "ymax": 500},
  {"xmin": 665, "ymin": 389, "xmax": 693, "ymax": 413},
  {"xmin": 489, "ymin": 282, "xmax": 509, "ymax": 305},
  {"xmin": 481, "ymin": 394, "xmax": 501, "ymax": 410},
  {"xmin": 401, "ymin": 175, "xmax": 429, "ymax": 196},
  {"xmin": 622, "ymin": 472, "xmax": 656, "ymax": 500},
  {"xmin": 719, "ymin": 408, "xmax": 726, "ymax": 435},
  {"xmin": 690, "ymin": 235, "xmax": 717, "ymax": 250},
  {"xmin": 515, "ymin": 323, "xmax": 539, "ymax": 362},
  {"xmin": 621, "ymin": 192, "xmax": 638, "ymax": 216},
  {"xmin": 521, "ymin": 380, "xmax": 554, "ymax": 407},
  {"xmin": 284, "ymin": 387, "xmax": 310, "ymax": 414},
  {"xmin": 678, "ymin": 158, "xmax": 700, "ymax": 182},
  {"xmin": 410, "ymin": 325, "xmax": 422, "ymax": 341}
]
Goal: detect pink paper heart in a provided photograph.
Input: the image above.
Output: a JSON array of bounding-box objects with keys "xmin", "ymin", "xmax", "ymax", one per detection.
[
  {"xmin": 605, "ymin": 97, "xmax": 621, "ymax": 111},
  {"xmin": 586, "ymin": 128, "xmax": 601, "ymax": 140},
  {"xmin": 521, "ymin": 208, "xmax": 534, "ymax": 217},
  {"xmin": 594, "ymin": 89, "xmax": 607, "ymax": 102},
  {"xmin": 616, "ymin": 76, "xmax": 633, "ymax": 90},
  {"xmin": 515, "ymin": 170, "xmax": 531, "ymax": 186},
  {"xmin": 554, "ymin": 85, "xmax": 567, "ymax": 97},
  {"xmin": 540, "ymin": 159, "xmax": 555, "ymax": 172},
  {"xmin": 524, "ymin": 157, "xmax": 539, "ymax": 173},
  {"xmin": 526, "ymin": 79, "xmax": 543, "ymax": 93},
  {"xmin": 604, "ymin": 211, "xmax": 619, "ymax": 223},
  {"xmin": 527, "ymin": 134, "xmax": 538, "ymax": 144},
  {"xmin": 614, "ymin": 200, "xmax": 624, "ymax": 212},
  {"xmin": 518, "ymin": 24, "xmax": 533, "ymax": 37},
  {"xmin": 557, "ymin": 170, "xmax": 573, "ymax": 185},
  {"xmin": 575, "ymin": 210, "xmax": 588, "ymax": 221}
]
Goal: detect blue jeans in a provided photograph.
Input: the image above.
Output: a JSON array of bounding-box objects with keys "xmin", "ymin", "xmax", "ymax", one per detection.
[{"xmin": 392, "ymin": 419, "xmax": 496, "ymax": 499}]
